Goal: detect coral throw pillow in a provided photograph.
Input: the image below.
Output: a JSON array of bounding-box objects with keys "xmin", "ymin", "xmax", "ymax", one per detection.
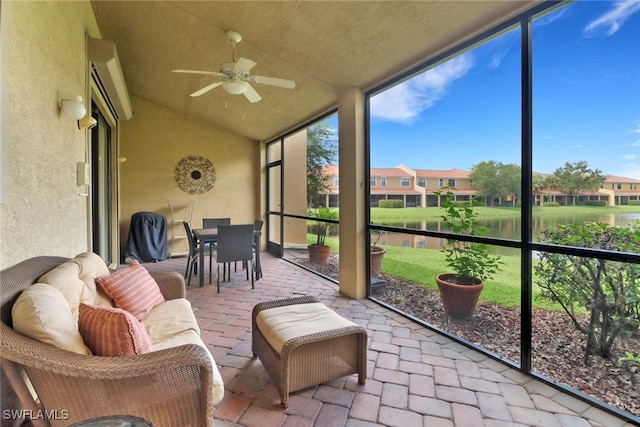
[
  {"xmin": 96, "ymin": 260, "xmax": 165, "ymax": 320},
  {"xmin": 78, "ymin": 303, "xmax": 152, "ymax": 357}
]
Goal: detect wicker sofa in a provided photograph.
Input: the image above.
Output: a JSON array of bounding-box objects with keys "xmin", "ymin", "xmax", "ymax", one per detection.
[{"xmin": 1, "ymin": 253, "xmax": 224, "ymax": 427}]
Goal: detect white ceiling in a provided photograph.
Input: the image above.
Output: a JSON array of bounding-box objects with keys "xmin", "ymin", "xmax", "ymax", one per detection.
[{"xmin": 90, "ymin": 1, "xmax": 540, "ymax": 142}]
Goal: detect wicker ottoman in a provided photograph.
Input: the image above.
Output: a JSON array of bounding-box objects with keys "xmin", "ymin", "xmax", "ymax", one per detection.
[{"xmin": 252, "ymin": 296, "xmax": 367, "ymax": 408}]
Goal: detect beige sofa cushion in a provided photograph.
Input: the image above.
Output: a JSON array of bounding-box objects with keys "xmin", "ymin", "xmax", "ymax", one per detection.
[
  {"xmin": 151, "ymin": 329, "xmax": 225, "ymax": 404},
  {"xmin": 141, "ymin": 298, "xmax": 200, "ymax": 344},
  {"xmin": 256, "ymin": 302, "xmax": 355, "ymax": 353},
  {"xmin": 12, "ymin": 283, "xmax": 91, "ymax": 355},
  {"xmin": 38, "ymin": 252, "xmax": 113, "ymax": 320}
]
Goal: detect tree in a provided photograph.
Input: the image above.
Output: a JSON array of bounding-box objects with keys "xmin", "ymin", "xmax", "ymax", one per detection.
[
  {"xmin": 532, "ymin": 174, "xmax": 546, "ymax": 205},
  {"xmin": 551, "ymin": 161, "xmax": 606, "ymax": 206},
  {"xmin": 469, "ymin": 161, "xmax": 521, "ymax": 206},
  {"xmin": 306, "ymin": 122, "xmax": 337, "ymax": 207},
  {"xmin": 535, "ymin": 221, "xmax": 640, "ymax": 361}
]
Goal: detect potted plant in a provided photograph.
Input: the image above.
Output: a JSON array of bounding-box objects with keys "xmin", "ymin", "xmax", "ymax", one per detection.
[
  {"xmin": 434, "ymin": 187, "xmax": 502, "ymax": 318},
  {"xmin": 370, "ymin": 231, "xmax": 386, "ymax": 279},
  {"xmin": 307, "ymin": 206, "xmax": 338, "ymax": 264}
]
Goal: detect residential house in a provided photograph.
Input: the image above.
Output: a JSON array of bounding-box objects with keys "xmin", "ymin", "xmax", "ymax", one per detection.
[{"xmin": 321, "ymin": 166, "xmax": 640, "ymax": 207}]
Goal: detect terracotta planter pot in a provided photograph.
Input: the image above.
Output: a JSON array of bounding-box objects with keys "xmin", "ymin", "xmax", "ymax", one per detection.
[
  {"xmin": 436, "ymin": 273, "xmax": 483, "ymax": 319},
  {"xmin": 308, "ymin": 244, "xmax": 331, "ymax": 264},
  {"xmin": 370, "ymin": 246, "xmax": 386, "ymax": 278}
]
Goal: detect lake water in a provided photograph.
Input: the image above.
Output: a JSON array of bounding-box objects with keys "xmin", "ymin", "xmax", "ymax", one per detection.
[{"xmin": 382, "ymin": 212, "xmax": 640, "ymax": 242}]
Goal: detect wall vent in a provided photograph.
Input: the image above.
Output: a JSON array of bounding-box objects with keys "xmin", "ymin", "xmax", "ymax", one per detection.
[{"xmin": 88, "ymin": 37, "xmax": 133, "ymax": 120}]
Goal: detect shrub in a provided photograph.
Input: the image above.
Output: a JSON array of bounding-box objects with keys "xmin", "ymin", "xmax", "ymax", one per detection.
[
  {"xmin": 542, "ymin": 202, "xmax": 560, "ymax": 207},
  {"xmin": 628, "ymin": 200, "xmax": 640, "ymax": 206},
  {"xmin": 378, "ymin": 200, "xmax": 404, "ymax": 208},
  {"xmin": 535, "ymin": 220, "xmax": 640, "ymax": 361},
  {"xmin": 585, "ymin": 200, "xmax": 606, "ymax": 206},
  {"xmin": 434, "ymin": 187, "xmax": 502, "ymax": 284}
]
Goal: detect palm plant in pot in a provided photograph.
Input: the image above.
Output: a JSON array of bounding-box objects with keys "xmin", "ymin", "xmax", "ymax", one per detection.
[
  {"xmin": 307, "ymin": 206, "xmax": 338, "ymax": 264},
  {"xmin": 434, "ymin": 187, "xmax": 502, "ymax": 318}
]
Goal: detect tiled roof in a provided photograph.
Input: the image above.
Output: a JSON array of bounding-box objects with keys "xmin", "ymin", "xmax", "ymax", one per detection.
[
  {"xmin": 414, "ymin": 168, "xmax": 470, "ymax": 178},
  {"xmin": 605, "ymin": 174, "xmax": 640, "ymax": 183}
]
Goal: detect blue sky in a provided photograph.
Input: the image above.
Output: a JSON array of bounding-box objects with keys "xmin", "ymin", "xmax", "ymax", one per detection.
[{"xmin": 369, "ymin": 0, "xmax": 640, "ymax": 180}]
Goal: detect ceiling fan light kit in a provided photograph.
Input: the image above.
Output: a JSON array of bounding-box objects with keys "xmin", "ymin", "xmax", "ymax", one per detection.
[
  {"xmin": 172, "ymin": 30, "xmax": 295, "ymax": 103},
  {"xmin": 223, "ymin": 80, "xmax": 248, "ymax": 95}
]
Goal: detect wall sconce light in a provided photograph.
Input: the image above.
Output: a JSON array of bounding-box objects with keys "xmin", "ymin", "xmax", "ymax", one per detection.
[
  {"xmin": 78, "ymin": 115, "xmax": 97, "ymax": 130},
  {"xmin": 58, "ymin": 91, "xmax": 86, "ymax": 121}
]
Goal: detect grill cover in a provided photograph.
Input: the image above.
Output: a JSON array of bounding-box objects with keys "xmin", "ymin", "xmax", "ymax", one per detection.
[{"xmin": 124, "ymin": 212, "xmax": 168, "ymax": 262}]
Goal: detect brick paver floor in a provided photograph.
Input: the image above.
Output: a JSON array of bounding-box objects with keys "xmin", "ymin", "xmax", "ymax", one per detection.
[{"xmin": 141, "ymin": 253, "xmax": 635, "ymax": 427}]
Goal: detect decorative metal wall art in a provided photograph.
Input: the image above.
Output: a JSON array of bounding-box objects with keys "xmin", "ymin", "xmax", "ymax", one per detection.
[{"xmin": 175, "ymin": 155, "xmax": 216, "ymax": 194}]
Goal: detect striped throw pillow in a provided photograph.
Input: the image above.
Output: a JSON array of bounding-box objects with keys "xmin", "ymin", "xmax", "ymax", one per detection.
[
  {"xmin": 96, "ymin": 260, "xmax": 165, "ymax": 320},
  {"xmin": 78, "ymin": 303, "xmax": 152, "ymax": 356}
]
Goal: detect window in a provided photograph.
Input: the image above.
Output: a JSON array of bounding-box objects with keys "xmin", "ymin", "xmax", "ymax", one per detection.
[
  {"xmin": 400, "ymin": 177, "xmax": 410, "ymax": 187},
  {"xmin": 417, "ymin": 177, "xmax": 426, "ymax": 187},
  {"xmin": 334, "ymin": 176, "xmax": 339, "ymax": 186},
  {"xmin": 380, "ymin": 177, "xmax": 387, "ymax": 186},
  {"xmin": 369, "ymin": 1, "xmax": 640, "ymax": 419},
  {"xmin": 269, "ymin": 113, "xmax": 340, "ymax": 280},
  {"xmin": 371, "ymin": 177, "xmax": 376, "ymax": 186}
]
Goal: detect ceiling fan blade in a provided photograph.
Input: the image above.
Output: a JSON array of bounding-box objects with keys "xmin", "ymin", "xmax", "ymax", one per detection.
[
  {"xmin": 252, "ymin": 75, "xmax": 296, "ymax": 89},
  {"xmin": 243, "ymin": 83, "xmax": 262, "ymax": 103},
  {"xmin": 234, "ymin": 57, "xmax": 257, "ymax": 73},
  {"xmin": 172, "ymin": 69, "xmax": 225, "ymax": 76},
  {"xmin": 190, "ymin": 81, "xmax": 224, "ymax": 97}
]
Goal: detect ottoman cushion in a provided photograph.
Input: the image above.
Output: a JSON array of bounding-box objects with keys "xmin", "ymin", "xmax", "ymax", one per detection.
[{"xmin": 256, "ymin": 302, "xmax": 355, "ymax": 353}]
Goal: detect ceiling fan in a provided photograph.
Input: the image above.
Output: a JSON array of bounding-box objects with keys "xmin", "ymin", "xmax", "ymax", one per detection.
[{"xmin": 172, "ymin": 30, "xmax": 296, "ymax": 103}]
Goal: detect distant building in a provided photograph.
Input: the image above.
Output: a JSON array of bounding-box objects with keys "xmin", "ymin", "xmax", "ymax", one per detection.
[{"xmin": 316, "ymin": 165, "xmax": 640, "ymax": 207}]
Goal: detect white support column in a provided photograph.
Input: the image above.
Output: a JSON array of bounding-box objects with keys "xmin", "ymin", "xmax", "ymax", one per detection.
[{"xmin": 338, "ymin": 87, "xmax": 367, "ymax": 299}]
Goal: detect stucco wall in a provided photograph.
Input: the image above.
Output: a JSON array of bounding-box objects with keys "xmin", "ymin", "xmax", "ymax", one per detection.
[
  {"xmin": 118, "ymin": 96, "xmax": 259, "ymax": 260},
  {"xmin": 1, "ymin": 1, "xmax": 99, "ymax": 269}
]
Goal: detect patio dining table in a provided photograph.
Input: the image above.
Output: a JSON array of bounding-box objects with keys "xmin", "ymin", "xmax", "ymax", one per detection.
[{"xmin": 191, "ymin": 227, "xmax": 262, "ymax": 287}]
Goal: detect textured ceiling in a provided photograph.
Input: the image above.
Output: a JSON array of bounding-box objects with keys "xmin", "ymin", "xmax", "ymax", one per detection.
[{"xmin": 90, "ymin": 1, "xmax": 539, "ymax": 142}]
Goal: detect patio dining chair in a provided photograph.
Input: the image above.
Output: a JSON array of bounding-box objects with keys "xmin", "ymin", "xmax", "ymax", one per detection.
[
  {"xmin": 183, "ymin": 221, "xmax": 199, "ymax": 286},
  {"xmin": 202, "ymin": 217, "xmax": 231, "ymax": 281},
  {"xmin": 215, "ymin": 224, "xmax": 254, "ymax": 293},
  {"xmin": 253, "ymin": 219, "xmax": 264, "ymax": 279}
]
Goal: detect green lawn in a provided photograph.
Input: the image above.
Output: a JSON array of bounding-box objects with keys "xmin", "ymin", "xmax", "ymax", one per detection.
[
  {"xmin": 303, "ymin": 204, "xmax": 638, "ymax": 312},
  {"xmin": 378, "ymin": 244, "xmax": 566, "ymax": 310},
  {"xmin": 308, "ymin": 234, "xmax": 567, "ymax": 312}
]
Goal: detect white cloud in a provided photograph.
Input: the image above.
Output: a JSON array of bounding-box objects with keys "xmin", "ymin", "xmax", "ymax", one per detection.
[
  {"xmin": 623, "ymin": 154, "xmax": 637, "ymax": 160},
  {"xmin": 630, "ymin": 125, "xmax": 640, "ymax": 134},
  {"xmin": 370, "ymin": 54, "xmax": 473, "ymax": 123},
  {"xmin": 571, "ymin": 144, "xmax": 582, "ymax": 149},
  {"xmin": 615, "ymin": 163, "xmax": 640, "ymax": 180},
  {"xmin": 630, "ymin": 140, "xmax": 640, "ymax": 147},
  {"xmin": 584, "ymin": 0, "xmax": 640, "ymax": 37},
  {"xmin": 544, "ymin": 136, "xmax": 553, "ymax": 140}
]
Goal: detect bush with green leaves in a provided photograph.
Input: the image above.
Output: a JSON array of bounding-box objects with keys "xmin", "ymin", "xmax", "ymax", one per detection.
[
  {"xmin": 619, "ymin": 352, "xmax": 640, "ymax": 364},
  {"xmin": 542, "ymin": 202, "xmax": 560, "ymax": 207},
  {"xmin": 628, "ymin": 200, "xmax": 640, "ymax": 206},
  {"xmin": 307, "ymin": 206, "xmax": 338, "ymax": 246},
  {"xmin": 378, "ymin": 199, "xmax": 404, "ymax": 208},
  {"xmin": 434, "ymin": 187, "xmax": 502, "ymax": 285},
  {"xmin": 585, "ymin": 200, "xmax": 606, "ymax": 206},
  {"xmin": 535, "ymin": 220, "xmax": 640, "ymax": 361}
]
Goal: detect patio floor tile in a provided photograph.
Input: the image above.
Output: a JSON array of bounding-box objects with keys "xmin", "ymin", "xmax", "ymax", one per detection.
[{"xmin": 138, "ymin": 253, "xmax": 634, "ymax": 427}]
